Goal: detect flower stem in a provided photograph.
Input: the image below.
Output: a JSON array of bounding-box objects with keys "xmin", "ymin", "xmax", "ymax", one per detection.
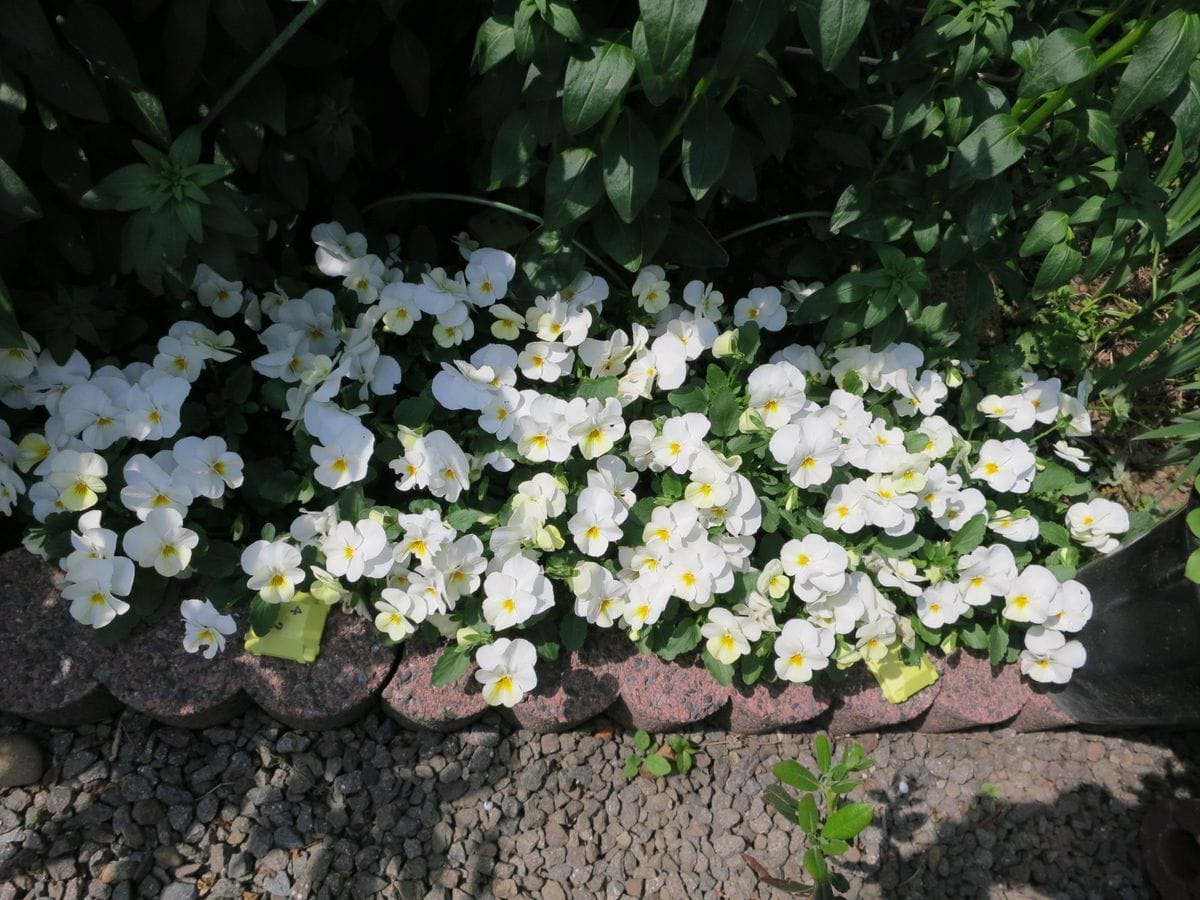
[{"xmin": 717, "ymin": 211, "xmax": 832, "ymax": 244}]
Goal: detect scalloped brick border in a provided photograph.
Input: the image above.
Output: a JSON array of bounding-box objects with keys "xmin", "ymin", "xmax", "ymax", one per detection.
[{"xmin": 1, "ymin": 548, "xmax": 1080, "ymax": 734}]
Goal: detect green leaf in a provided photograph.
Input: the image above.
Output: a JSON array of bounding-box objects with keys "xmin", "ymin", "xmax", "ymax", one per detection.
[
  {"xmin": 394, "ymin": 395, "xmax": 436, "ymax": 427},
  {"xmin": 0, "ymin": 158, "xmax": 41, "ymax": 223},
  {"xmin": 623, "ymin": 756, "xmax": 642, "ymax": 779},
  {"xmin": 668, "ymin": 385, "xmax": 709, "ymax": 413},
  {"xmin": 1019, "ymin": 211, "xmax": 1070, "ymax": 257},
  {"xmin": 1186, "ymin": 548, "xmax": 1200, "ymax": 583},
  {"xmin": 803, "ymin": 848, "xmax": 829, "ymax": 883},
  {"xmin": 960, "ymin": 622, "xmax": 989, "ymax": 651},
  {"xmin": 814, "ymin": 734, "xmax": 832, "ymax": 773},
  {"xmin": 708, "ymin": 388, "xmax": 740, "ymax": 437},
  {"xmin": 797, "ymin": 793, "xmax": 820, "ymax": 835},
  {"xmin": 30, "ymin": 52, "xmax": 108, "ymax": 123},
  {"xmin": 1039, "ymin": 520, "xmax": 1072, "ymax": 548},
  {"xmin": 717, "ymin": 0, "xmax": 785, "ymax": 75},
  {"xmin": 949, "ymin": 515, "xmax": 988, "ymax": 555},
  {"xmin": 702, "ymin": 649, "xmax": 735, "ymax": 685},
  {"xmin": 987, "ymin": 621, "xmax": 1009, "ymax": 667},
  {"xmin": 681, "ymin": 97, "xmax": 733, "ymax": 201},
  {"xmin": 84, "ymin": 163, "xmax": 159, "ymax": 212},
  {"xmin": 249, "ymin": 597, "xmax": 280, "ymax": 638},
  {"xmin": 1034, "ymin": 242, "xmax": 1083, "ymax": 295},
  {"xmin": 474, "ymin": 16, "xmax": 516, "ymax": 73},
  {"xmin": 634, "ymin": 730, "xmax": 652, "ymax": 751},
  {"xmin": 949, "ymin": 114, "xmax": 1026, "ymax": 187},
  {"xmin": 559, "ymin": 613, "xmax": 588, "ymax": 652},
  {"xmin": 656, "ymin": 617, "xmax": 702, "ymax": 660},
  {"xmin": 822, "ymin": 802, "xmax": 873, "ymax": 840},
  {"xmin": 644, "ymin": 753, "xmax": 672, "ymax": 777},
  {"xmin": 764, "ymin": 784, "xmax": 801, "ymax": 824},
  {"xmin": 431, "ymin": 645, "xmax": 471, "ymax": 686},
  {"xmin": 774, "ymin": 760, "xmax": 821, "ymax": 792},
  {"xmin": 0, "ymin": 274, "xmax": 23, "ymax": 347},
  {"xmin": 1019, "ymin": 28, "xmax": 1096, "ymax": 98},
  {"xmin": 544, "ymin": 147, "xmax": 603, "ymax": 227},
  {"xmin": 546, "ymin": 2, "xmax": 585, "ymax": 41},
  {"xmin": 819, "ymin": 837, "xmax": 851, "ymax": 856},
  {"xmin": 62, "ymin": 2, "xmax": 142, "ymax": 89},
  {"xmin": 1186, "ymin": 508, "xmax": 1200, "ymax": 537},
  {"xmin": 603, "ymin": 110, "xmax": 659, "ymax": 223},
  {"xmin": 1167, "ymin": 62, "xmax": 1200, "ymax": 155},
  {"xmin": 638, "ymin": 0, "xmax": 706, "ymax": 74},
  {"xmin": 577, "ymin": 376, "xmax": 620, "ymax": 400},
  {"xmin": 814, "ymin": 0, "xmax": 870, "ymax": 71},
  {"xmin": 563, "ymin": 41, "xmax": 637, "ymax": 135},
  {"xmin": 737, "ymin": 321, "xmax": 761, "ymax": 359},
  {"xmin": 632, "ymin": 20, "xmax": 695, "ymax": 106},
  {"xmin": 1112, "ymin": 11, "xmax": 1200, "ymax": 125}
]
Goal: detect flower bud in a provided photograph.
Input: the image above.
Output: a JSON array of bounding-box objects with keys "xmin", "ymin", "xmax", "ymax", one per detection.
[{"xmin": 712, "ymin": 329, "xmax": 739, "ymax": 358}]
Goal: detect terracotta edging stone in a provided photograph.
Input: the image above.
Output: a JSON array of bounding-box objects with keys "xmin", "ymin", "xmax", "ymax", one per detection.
[
  {"xmin": 382, "ymin": 640, "xmax": 489, "ymax": 732},
  {"xmin": 918, "ymin": 649, "xmax": 1028, "ymax": 732},
  {"xmin": 825, "ymin": 665, "xmax": 942, "ymax": 735},
  {"xmin": 605, "ymin": 650, "xmax": 733, "ymax": 732},
  {"xmin": 502, "ymin": 633, "xmax": 625, "ymax": 733},
  {"xmin": 726, "ymin": 680, "xmax": 832, "ymax": 734},
  {"xmin": 0, "ymin": 549, "xmax": 119, "ymax": 726},
  {"xmin": 1007, "ymin": 682, "xmax": 1077, "ymax": 732}
]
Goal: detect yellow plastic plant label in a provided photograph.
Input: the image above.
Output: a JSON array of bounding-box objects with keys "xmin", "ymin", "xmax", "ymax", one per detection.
[
  {"xmin": 866, "ymin": 643, "xmax": 940, "ymax": 704},
  {"xmin": 244, "ymin": 595, "xmax": 329, "ymax": 664}
]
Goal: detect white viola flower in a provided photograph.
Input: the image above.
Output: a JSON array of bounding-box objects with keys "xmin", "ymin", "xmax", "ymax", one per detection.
[
  {"xmin": 46, "ymin": 449, "xmax": 107, "ymax": 512},
  {"xmin": 488, "ymin": 304, "xmax": 526, "ymax": 341},
  {"xmin": 153, "ymin": 335, "xmax": 209, "ymax": 383},
  {"xmin": 26, "ymin": 349, "xmax": 91, "ymax": 414},
  {"xmin": 650, "ymin": 413, "xmax": 710, "ymax": 474},
  {"xmin": 470, "ymin": 344, "xmax": 520, "ymax": 387},
  {"xmin": 58, "ymin": 383, "xmax": 126, "ymax": 450},
  {"xmin": 1052, "ymin": 440, "xmax": 1092, "ymax": 473},
  {"xmin": 861, "ymin": 474, "xmax": 919, "ymax": 537},
  {"xmin": 843, "ymin": 418, "xmax": 907, "ymax": 474},
  {"xmin": 665, "ymin": 547, "xmax": 718, "ymax": 609},
  {"xmin": 378, "ymin": 281, "xmax": 422, "ymax": 335},
  {"xmin": 977, "ymin": 393, "xmax": 1037, "ymax": 433},
  {"xmin": 180, "ymin": 598, "xmax": 237, "ymax": 659},
  {"xmin": 29, "ymin": 480, "xmax": 67, "ymax": 521},
  {"xmin": 770, "ymin": 417, "xmax": 841, "ymax": 489},
  {"xmin": 617, "ymin": 351, "xmax": 659, "ymax": 403},
  {"xmin": 915, "ymin": 415, "xmax": 959, "ymax": 458},
  {"xmin": 875, "ymin": 343, "xmax": 925, "ymax": 394},
  {"xmin": 404, "ymin": 568, "xmax": 450, "ymax": 616},
  {"xmin": 708, "ymin": 473, "xmax": 761, "ymax": 538},
  {"xmin": 1019, "ymin": 625, "xmax": 1086, "ymax": 684},
  {"xmin": 733, "ymin": 286, "xmax": 786, "ymax": 331},
  {"xmin": 773, "ymin": 618, "xmax": 834, "ymax": 683},
  {"xmin": 988, "ymin": 509, "xmax": 1040, "ymax": 543},
  {"xmin": 16, "ymin": 431, "xmax": 54, "ymax": 475},
  {"xmin": 562, "ymin": 270, "xmax": 610, "ymax": 310},
  {"xmin": 916, "ymin": 464, "xmax": 961, "ymax": 517},
  {"xmin": 431, "ymin": 313, "xmax": 474, "ymax": 349},
  {"xmin": 875, "ymin": 557, "xmax": 925, "ymax": 598},
  {"xmin": 1002, "ymin": 564, "xmax": 1060, "ymax": 624},
  {"xmin": 1060, "ymin": 376, "xmax": 1094, "ymax": 437},
  {"xmin": 916, "ymin": 582, "xmax": 968, "ymax": 629},
  {"xmin": 167, "ymin": 321, "xmax": 236, "ymax": 362},
  {"xmin": 172, "ymin": 435, "xmax": 244, "ymax": 500},
  {"xmin": 1046, "ymin": 579, "xmax": 1093, "ymax": 633},
  {"xmin": 632, "ymin": 265, "xmax": 670, "ymax": 314},
  {"xmin": 289, "ymin": 504, "xmax": 339, "ymax": 547},
  {"xmin": 63, "ymin": 510, "xmax": 118, "ymax": 568},
  {"xmin": 434, "ymin": 535, "xmax": 487, "ymax": 605},
  {"xmin": 1066, "ymin": 498, "xmax": 1129, "ymax": 554},
  {"xmin": 527, "ymin": 293, "xmax": 592, "ymax": 346},
  {"xmin": 749, "ymin": 362, "xmax": 810, "ymax": 429},
  {"xmin": 893, "ymin": 370, "xmax": 948, "ymax": 418},
  {"xmin": 588, "ymin": 455, "xmax": 638, "ymax": 510},
  {"xmin": 0, "ymin": 461, "xmax": 22, "ymax": 515},
  {"xmin": 701, "ymin": 608, "xmax": 753, "ymax": 665},
  {"xmin": 571, "ymin": 562, "xmax": 628, "ymax": 628},
  {"xmin": 475, "ymin": 638, "xmax": 538, "ymax": 707},
  {"xmin": 781, "ymin": 535, "xmax": 848, "ymax": 602},
  {"xmin": 413, "ymin": 267, "xmax": 468, "ymax": 316},
  {"xmin": 956, "ymin": 544, "xmax": 1017, "ymax": 607},
  {"xmin": 514, "ymin": 395, "xmax": 573, "ymax": 463},
  {"xmin": 122, "ymin": 507, "xmax": 199, "ymax": 577},
  {"xmin": 663, "ymin": 314, "xmax": 718, "ymax": 361},
  {"xmin": 394, "ymin": 509, "xmax": 455, "ymax": 567},
  {"xmin": 890, "ymin": 454, "xmax": 930, "ymax": 495},
  {"xmin": 120, "ymin": 453, "xmax": 193, "ymax": 521},
  {"xmin": 626, "ymin": 419, "xmax": 657, "ymax": 470},
  {"xmin": 622, "ymin": 572, "xmax": 672, "ymax": 631},
  {"xmin": 971, "ymin": 438, "xmax": 1037, "ymax": 494},
  {"xmin": 822, "ymin": 480, "xmax": 870, "ymax": 534},
  {"xmin": 648, "ymin": 332, "xmax": 689, "ymax": 391},
  {"xmin": 682, "ymin": 280, "xmax": 724, "ymax": 320},
  {"xmin": 855, "ymin": 618, "xmax": 897, "ymax": 662},
  {"xmin": 374, "ymin": 591, "xmax": 428, "ymax": 641},
  {"xmin": 320, "ymin": 519, "xmax": 393, "ymax": 583},
  {"xmin": 62, "ymin": 556, "xmax": 134, "ymax": 628},
  {"xmin": 569, "ymin": 490, "xmax": 623, "ymax": 557},
  {"xmin": 431, "ymin": 360, "xmax": 497, "ymax": 412},
  {"xmin": 1019, "ymin": 372, "xmax": 1062, "ymax": 424},
  {"xmin": 312, "ymin": 222, "xmax": 368, "ymax": 276},
  {"xmin": 512, "ymin": 472, "xmax": 568, "ymax": 522},
  {"xmin": 567, "ymin": 397, "xmax": 626, "ymax": 460},
  {"xmin": 477, "ymin": 386, "xmax": 521, "ymax": 441},
  {"xmin": 0, "ymin": 332, "xmax": 39, "ymax": 380},
  {"xmin": 642, "ymin": 501, "xmax": 703, "ymax": 551},
  {"xmin": 578, "ymin": 329, "xmax": 635, "ymax": 379},
  {"xmin": 933, "ymin": 487, "xmax": 987, "ymax": 532},
  {"xmin": 770, "ymin": 344, "xmax": 828, "ymax": 385},
  {"xmin": 342, "ymin": 254, "xmax": 385, "ymax": 304},
  {"xmin": 124, "ymin": 371, "xmax": 190, "ymax": 441},
  {"xmin": 465, "ymin": 247, "xmax": 516, "ymax": 307},
  {"xmin": 241, "ymin": 540, "xmax": 305, "ymax": 604},
  {"xmin": 483, "ymin": 555, "xmax": 553, "ymax": 629},
  {"xmin": 193, "ymin": 264, "xmax": 244, "ymax": 318},
  {"xmin": 311, "ymin": 424, "xmax": 374, "ymax": 490},
  {"xmin": 422, "ymin": 430, "xmax": 471, "ymax": 503},
  {"xmin": 517, "ymin": 340, "xmax": 574, "ymax": 383},
  {"xmin": 806, "ymin": 577, "xmax": 868, "ymax": 636}
]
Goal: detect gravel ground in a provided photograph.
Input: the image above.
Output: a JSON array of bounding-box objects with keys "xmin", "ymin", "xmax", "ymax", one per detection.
[{"xmin": 0, "ymin": 708, "xmax": 1196, "ymax": 900}]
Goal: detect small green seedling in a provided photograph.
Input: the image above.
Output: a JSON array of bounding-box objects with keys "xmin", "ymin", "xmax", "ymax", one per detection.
[
  {"xmin": 746, "ymin": 733, "xmax": 875, "ymax": 898},
  {"xmin": 1186, "ymin": 473, "xmax": 1200, "ymax": 585},
  {"xmin": 979, "ymin": 781, "xmax": 1003, "ymax": 799},
  {"xmin": 622, "ymin": 730, "xmax": 696, "ymax": 780}
]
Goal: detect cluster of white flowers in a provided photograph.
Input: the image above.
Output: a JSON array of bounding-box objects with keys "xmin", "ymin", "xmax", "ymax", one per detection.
[{"xmin": 0, "ymin": 222, "xmax": 1133, "ymax": 701}]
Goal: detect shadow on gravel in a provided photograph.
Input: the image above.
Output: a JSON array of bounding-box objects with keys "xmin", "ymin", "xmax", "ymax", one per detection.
[
  {"xmin": 854, "ymin": 730, "xmax": 1200, "ymax": 899},
  {"xmin": 0, "ymin": 708, "xmax": 516, "ymax": 898}
]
